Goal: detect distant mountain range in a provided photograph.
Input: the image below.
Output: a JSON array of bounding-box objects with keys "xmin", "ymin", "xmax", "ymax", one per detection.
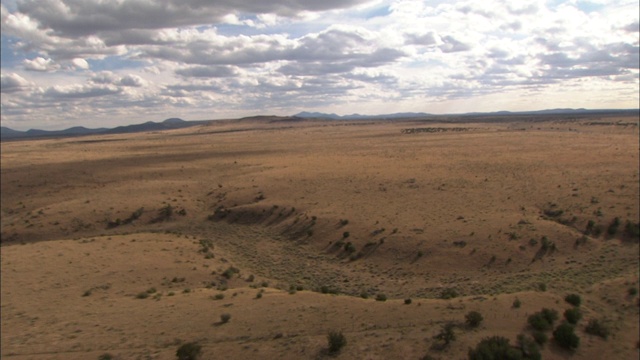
[
  {"xmin": 2, "ymin": 109, "xmax": 638, "ymax": 141},
  {"xmin": 293, "ymin": 108, "xmax": 639, "ymax": 119},
  {"xmin": 1, "ymin": 118, "xmax": 208, "ymax": 141}
]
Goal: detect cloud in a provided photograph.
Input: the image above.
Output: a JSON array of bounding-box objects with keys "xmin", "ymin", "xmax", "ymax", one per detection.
[
  {"xmin": 71, "ymin": 58, "xmax": 89, "ymax": 69},
  {"xmin": 23, "ymin": 57, "xmax": 60, "ymax": 71},
  {"xmin": 13, "ymin": 0, "xmax": 371, "ymax": 36},
  {"xmin": 1, "ymin": 73, "xmax": 31, "ymax": 93},
  {"xmin": 175, "ymin": 65, "xmax": 239, "ymax": 78},
  {"xmin": 44, "ymin": 84, "xmax": 121, "ymax": 99}
]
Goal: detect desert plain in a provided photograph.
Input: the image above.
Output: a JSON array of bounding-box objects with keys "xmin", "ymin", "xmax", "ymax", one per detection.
[{"xmin": 1, "ymin": 114, "xmax": 639, "ymax": 359}]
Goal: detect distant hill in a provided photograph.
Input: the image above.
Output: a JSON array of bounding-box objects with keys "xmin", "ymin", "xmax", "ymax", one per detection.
[
  {"xmin": 295, "ymin": 108, "xmax": 639, "ymax": 119},
  {"xmin": 294, "ymin": 111, "xmax": 431, "ymax": 119},
  {"xmin": 1, "ymin": 118, "xmax": 208, "ymax": 141}
]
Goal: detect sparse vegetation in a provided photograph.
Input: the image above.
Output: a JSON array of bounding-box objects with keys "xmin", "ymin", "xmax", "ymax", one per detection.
[
  {"xmin": 553, "ymin": 323, "xmax": 579, "ymax": 350},
  {"xmin": 327, "ymin": 331, "xmax": 347, "ymax": 354},
  {"xmin": 528, "ymin": 308, "xmax": 558, "ymax": 331},
  {"xmin": 220, "ymin": 313, "xmax": 231, "ymax": 323},
  {"xmin": 468, "ymin": 336, "xmax": 523, "ymax": 360},
  {"xmin": 176, "ymin": 342, "xmax": 202, "ymax": 360},
  {"xmin": 564, "ymin": 307, "xmax": 582, "ymax": 324},
  {"xmin": 433, "ymin": 322, "xmax": 456, "ymax": 349},
  {"xmin": 440, "ymin": 288, "xmax": 458, "ymax": 299},
  {"xmin": 585, "ymin": 319, "xmax": 610, "ymax": 339},
  {"xmin": 564, "ymin": 293, "xmax": 581, "ymax": 307},
  {"xmin": 513, "ymin": 298, "xmax": 522, "ymax": 308},
  {"xmin": 465, "ymin": 311, "xmax": 483, "ymax": 328},
  {"xmin": 375, "ymin": 293, "xmax": 387, "ymax": 302}
]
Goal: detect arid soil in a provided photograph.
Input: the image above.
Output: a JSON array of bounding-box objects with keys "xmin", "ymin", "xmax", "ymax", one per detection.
[{"xmin": 1, "ymin": 115, "xmax": 639, "ymax": 359}]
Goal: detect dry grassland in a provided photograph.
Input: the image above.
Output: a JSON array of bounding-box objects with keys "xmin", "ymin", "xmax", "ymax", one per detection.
[{"xmin": 1, "ymin": 115, "xmax": 639, "ymax": 359}]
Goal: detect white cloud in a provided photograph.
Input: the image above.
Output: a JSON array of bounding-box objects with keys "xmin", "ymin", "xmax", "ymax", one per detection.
[
  {"xmin": 0, "ymin": 0, "xmax": 638, "ymax": 130},
  {"xmin": 23, "ymin": 57, "xmax": 60, "ymax": 71},
  {"xmin": 1, "ymin": 72, "xmax": 31, "ymax": 93},
  {"xmin": 71, "ymin": 58, "xmax": 89, "ymax": 70}
]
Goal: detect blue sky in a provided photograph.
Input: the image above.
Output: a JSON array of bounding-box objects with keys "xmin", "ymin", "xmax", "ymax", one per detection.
[{"xmin": 1, "ymin": 0, "xmax": 638, "ymax": 130}]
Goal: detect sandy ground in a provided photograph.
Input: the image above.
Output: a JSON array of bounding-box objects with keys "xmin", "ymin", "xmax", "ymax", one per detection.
[{"xmin": 1, "ymin": 115, "xmax": 638, "ymax": 359}]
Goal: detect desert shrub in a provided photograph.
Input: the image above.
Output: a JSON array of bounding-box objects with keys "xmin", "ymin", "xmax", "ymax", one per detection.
[
  {"xmin": 255, "ymin": 292, "xmax": 263, "ymax": 299},
  {"xmin": 221, "ymin": 266, "xmax": 239, "ymax": 279},
  {"xmin": 344, "ymin": 242, "xmax": 355, "ymax": 253},
  {"xmin": 360, "ymin": 291, "xmax": 369, "ymax": 299},
  {"xmin": 375, "ymin": 293, "xmax": 387, "ymax": 302},
  {"xmin": 468, "ymin": 336, "xmax": 523, "ymax": 360},
  {"xmin": 517, "ymin": 334, "xmax": 541, "ymax": 360},
  {"xmin": 440, "ymin": 288, "xmax": 458, "ymax": 299},
  {"xmin": 342, "ymin": 231, "xmax": 350, "ymax": 238},
  {"xmin": 246, "ymin": 274, "xmax": 255, "ymax": 282},
  {"xmin": 585, "ymin": 319, "xmax": 609, "ymax": 339},
  {"xmin": 213, "ymin": 293, "xmax": 224, "ymax": 300},
  {"xmin": 465, "ymin": 311, "xmax": 484, "ymax": 328},
  {"xmin": 537, "ymin": 283, "xmax": 547, "ymax": 292},
  {"xmin": 98, "ymin": 353, "xmax": 114, "ymax": 360},
  {"xmin": 327, "ymin": 331, "xmax": 346, "ymax": 354},
  {"xmin": 528, "ymin": 308, "xmax": 558, "ymax": 331},
  {"xmin": 176, "ymin": 342, "xmax": 202, "ymax": 360},
  {"xmin": 585, "ymin": 220, "xmax": 595, "ymax": 234},
  {"xmin": 512, "ymin": 298, "xmax": 522, "ymax": 308},
  {"xmin": 220, "ymin": 313, "xmax": 231, "ymax": 323},
  {"xmin": 607, "ymin": 217, "xmax": 621, "ymax": 236},
  {"xmin": 564, "ymin": 308, "xmax": 582, "ymax": 324},
  {"xmin": 404, "ymin": 298, "xmax": 412, "ymax": 305},
  {"xmin": 136, "ymin": 292, "xmax": 149, "ymax": 299},
  {"xmin": 433, "ymin": 323, "xmax": 456, "ymax": 347},
  {"xmin": 553, "ymin": 323, "xmax": 579, "ymax": 350},
  {"xmin": 628, "ymin": 287, "xmax": 638, "ymax": 296},
  {"xmin": 340, "ymin": 219, "xmax": 349, "ymax": 226},
  {"xmin": 564, "ymin": 294, "xmax": 581, "ymax": 307},
  {"xmin": 532, "ymin": 331, "xmax": 548, "ymax": 346},
  {"xmin": 623, "ymin": 220, "xmax": 640, "ymax": 241}
]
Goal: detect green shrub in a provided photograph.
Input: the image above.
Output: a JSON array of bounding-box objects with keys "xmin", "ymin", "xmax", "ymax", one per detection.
[
  {"xmin": 440, "ymin": 288, "xmax": 458, "ymax": 299},
  {"xmin": 553, "ymin": 323, "xmax": 579, "ymax": 350},
  {"xmin": 136, "ymin": 292, "xmax": 149, "ymax": 299},
  {"xmin": 404, "ymin": 298, "xmax": 412, "ymax": 305},
  {"xmin": 176, "ymin": 342, "xmax": 202, "ymax": 360},
  {"xmin": 628, "ymin": 287, "xmax": 638, "ymax": 296},
  {"xmin": 375, "ymin": 293, "xmax": 387, "ymax": 302},
  {"xmin": 517, "ymin": 334, "xmax": 541, "ymax": 360},
  {"xmin": 213, "ymin": 293, "xmax": 224, "ymax": 300},
  {"xmin": 512, "ymin": 298, "xmax": 522, "ymax": 308},
  {"xmin": 564, "ymin": 308, "xmax": 582, "ymax": 324},
  {"xmin": 98, "ymin": 354, "xmax": 114, "ymax": 360},
  {"xmin": 528, "ymin": 308, "xmax": 558, "ymax": 331},
  {"xmin": 220, "ymin": 313, "xmax": 231, "ymax": 323},
  {"xmin": 585, "ymin": 319, "xmax": 609, "ymax": 339},
  {"xmin": 468, "ymin": 336, "xmax": 522, "ymax": 360},
  {"xmin": 433, "ymin": 323, "xmax": 456, "ymax": 347},
  {"xmin": 327, "ymin": 331, "xmax": 346, "ymax": 354},
  {"xmin": 564, "ymin": 293, "xmax": 581, "ymax": 307},
  {"xmin": 465, "ymin": 311, "xmax": 484, "ymax": 328},
  {"xmin": 607, "ymin": 217, "xmax": 621, "ymax": 236},
  {"xmin": 360, "ymin": 291, "xmax": 369, "ymax": 299},
  {"xmin": 532, "ymin": 330, "xmax": 548, "ymax": 346},
  {"xmin": 342, "ymin": 231, "xmax": 350, "ymax": 238}
]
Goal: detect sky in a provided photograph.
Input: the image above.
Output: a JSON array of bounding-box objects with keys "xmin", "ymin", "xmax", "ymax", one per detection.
[{"xmin": 1, "ymin": 0, "xmax": 638, "ymax": 131}]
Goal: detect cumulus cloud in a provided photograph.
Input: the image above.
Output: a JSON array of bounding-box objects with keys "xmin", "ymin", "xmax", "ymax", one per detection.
[
  {"xmin": 44, "ymin": 84, "xmax": 121, "ymax": 99},
  {"xmin": 1, "ymin": 0, "xmax": 638, "ymax": 130},
  {"xmin": 72, "ymin": 58, "xmax": 89, "ymax": 69},
  {"xmin": 13, "ymin": 0, "xmax": 370, "ymax": 36},
  {"xmin": 23, "ymin": 57, "xmax": 60, "ymax": 71},
  {"xmin": 1, "ymin": 73, "xmax": 31, "ymax": 93}
]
